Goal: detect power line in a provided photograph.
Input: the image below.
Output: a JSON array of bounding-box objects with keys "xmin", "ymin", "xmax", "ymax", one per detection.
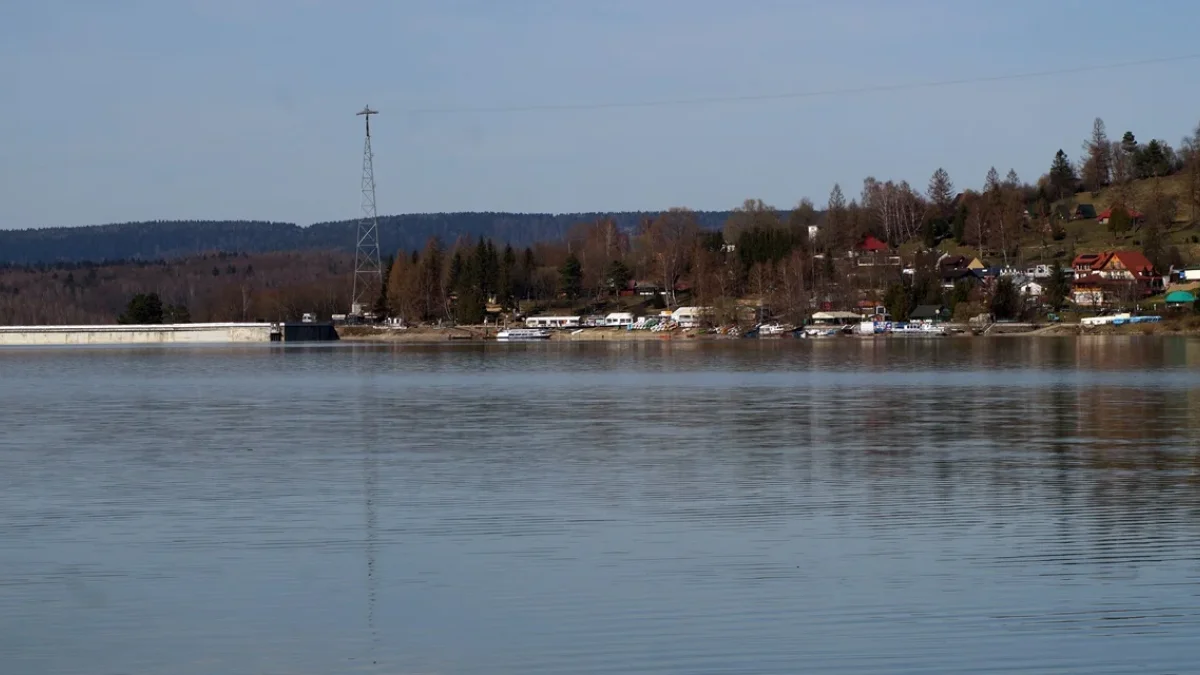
[{"xmin": 401, "ymin": 53, "xmax": 1200, "ymax": 115}]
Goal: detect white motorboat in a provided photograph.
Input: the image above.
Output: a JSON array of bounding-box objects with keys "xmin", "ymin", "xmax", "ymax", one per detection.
[{"xmin": 495, "ymin": 328, "xmax": 551, "ymax": 341}]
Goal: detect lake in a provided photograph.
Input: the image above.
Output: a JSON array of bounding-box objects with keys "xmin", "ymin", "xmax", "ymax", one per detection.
[{"xmin": 3, "ymin": 337, "xmax": 1200, "ymax": 674}]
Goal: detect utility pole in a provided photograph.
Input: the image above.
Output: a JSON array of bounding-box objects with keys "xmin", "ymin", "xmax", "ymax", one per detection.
[{"xmin": 351, "ymin": 105, "xmax": 383, "ymax": 320}]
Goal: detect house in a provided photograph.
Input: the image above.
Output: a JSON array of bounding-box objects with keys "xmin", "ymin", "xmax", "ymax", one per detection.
[
  {"xmin": 1093, "ymin": 250, "xmax": 1161, "ymax": 293},
  {"xmin": 940, "ymin": 267, "xmax": 980, "ymax": 289},
  {"xmin": 806, "ymin": 224, "xmax": 821, "ymax": 243},
  {"xmin": 1096, "ymin": 207, "xmax": 1144, "ymax": 226},
  {"xmin": 1019, "ymin": 280, "xmax": 1045, "ymax": 299},
  {"xmin": 909, "ymin": 305, "xmax": 949, "ymax": 323},
  {"xmin": 633, "ymin": 281, "xmax": 662, "ymax": 296},
  {"xmin": 1070, "ymin": 250, "xmax": 1162, "ymax": 305},
  {"xmin": 857, "ymin": 235, "xmax": 889, "ymax": 253},
  {"xmin": 937, "ymin": 254, "xmax": 985, "ymax": 273},
  {"xmin": 1072, "ymin": 204, "xmax": 1097, "ymax": 220}
]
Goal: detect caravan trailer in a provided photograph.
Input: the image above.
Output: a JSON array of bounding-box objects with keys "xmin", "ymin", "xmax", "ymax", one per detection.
[{"xmin": 524, "ymin": 316, "xmax": 581, "ymax": 329}]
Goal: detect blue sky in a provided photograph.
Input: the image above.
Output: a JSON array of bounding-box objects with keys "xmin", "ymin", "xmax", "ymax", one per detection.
[{"xmin": 3, "ymin": 0, "xmax": 1200, "ymax": 229}]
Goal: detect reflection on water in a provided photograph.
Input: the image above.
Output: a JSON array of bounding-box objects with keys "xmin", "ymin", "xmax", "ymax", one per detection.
[{"xmin": 2, "ymin": 337, "xmax": 1200, "ymax": 674}]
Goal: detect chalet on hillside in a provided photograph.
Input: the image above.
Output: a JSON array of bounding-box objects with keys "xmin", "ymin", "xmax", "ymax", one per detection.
[
  {"xmin": 1096, "ymin": 207, "xmax": 1144, "ymax": 226},
  {"xmin": 937, "ymin": 253, "xmax": 986, "ymax": 289},
  {"xmin": 1072, "ymin": 204, "xmax": 1097, "ymax": 220},
  {"xmin": 851, "ymin": 235, "xmax": 899, "ymax": 267}
]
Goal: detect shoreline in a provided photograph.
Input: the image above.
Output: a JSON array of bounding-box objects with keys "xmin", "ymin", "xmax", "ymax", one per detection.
[{"xmin": 338, "ymin": 320, "xmax": 1200, "ymax": 343}]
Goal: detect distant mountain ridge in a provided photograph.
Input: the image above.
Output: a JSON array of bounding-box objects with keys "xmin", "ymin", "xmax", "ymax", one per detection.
[{"xmin": 0, "ymin": 211, "xmax": 740, "ymax": 265}]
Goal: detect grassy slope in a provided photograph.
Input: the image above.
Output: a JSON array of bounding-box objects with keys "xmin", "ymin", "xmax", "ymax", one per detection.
[
  {"xmin": 1035, "ymin": 174, "xmax": 1200, "ymax": 265},
  {"xmin": 902, "ymin": 174, "xmax": 1200, "ymax": 267}
]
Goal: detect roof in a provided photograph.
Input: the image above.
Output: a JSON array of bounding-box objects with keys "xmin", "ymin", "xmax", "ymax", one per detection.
[
  {"xmin": 1104, "ymin": 250, "xmax": 1155, "ymax": 274},
  {"xmin": 858, "ymin": 235, "xmax": 889, "ymax": 252},
  {"xmin": 1097, "ymin": 207, "xmax": 1144, "ymax": 220},
  {"xmin": 941, "ymin": 268, "xmax": 978, "ymax": 281},
  {"xmin": 1072, "ymin": 250, "xmax": 1156, "ymax": 275},
  {"xmin": 909, "ymin": 305, "xmax": 946, "ymax": 319},
  {"xmin": 939, "ymin": 254, "xmax": 969, "ymax": 269},
  {"xmin": 1165, "ymin": 290, "xmax": 1196, "ymax": 303}
]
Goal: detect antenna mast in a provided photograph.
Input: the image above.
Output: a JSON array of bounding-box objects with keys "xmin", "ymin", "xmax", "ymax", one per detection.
[{"xmin": 350, "ymin": 105, "xmax": 383, "ymax": 320}]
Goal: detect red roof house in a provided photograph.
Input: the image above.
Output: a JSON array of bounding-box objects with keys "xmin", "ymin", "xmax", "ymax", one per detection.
[
  {"xmin": 1096, "ymin": 207, "xmax": 1144, "ymax": 225},
  {"xmin": 857, "ymin": 235, "xmax": 889, "ymax": 252},
  {"xmin": 1070, "ymin": 249, "xmax": 1161, "ymax": 302}
]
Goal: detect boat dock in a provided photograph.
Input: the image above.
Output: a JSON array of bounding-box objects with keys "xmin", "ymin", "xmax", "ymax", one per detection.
[{"xmin": 0, "ymin": 322, "xmax": 339, "ymax": 346}]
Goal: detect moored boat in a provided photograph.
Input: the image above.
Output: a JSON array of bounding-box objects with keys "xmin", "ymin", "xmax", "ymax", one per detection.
[{"xmin": 495, "ymin": 328, "xmax": 551, "ymax": 341}]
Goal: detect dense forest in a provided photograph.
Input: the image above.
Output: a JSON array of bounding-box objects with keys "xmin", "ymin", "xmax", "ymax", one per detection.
[
  {"xmin": 0, "ymin": 211, "xmax": 736, "ymax": 266},
  {"xmin": 3, "ymin": 117, "xmax": 1199, "ymax": 326}
]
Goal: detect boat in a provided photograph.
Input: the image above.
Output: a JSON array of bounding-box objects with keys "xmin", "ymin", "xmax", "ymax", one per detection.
[
  {"xmin": 757, "ymin": 322, "xmax": 792, "ymax": 337},
  {"xmin": 495, "ymin": 328, "xmax": 551, "ymax": 341}
]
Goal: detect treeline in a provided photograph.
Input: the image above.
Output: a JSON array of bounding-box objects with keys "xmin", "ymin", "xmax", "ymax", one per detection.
[
  {"xmin": 0, "ymin": 251, "xmax": 353, "ymax": 325},
  {"xmin": 0, "ymin": 211, "xmax": 736, "ymax": 266},
  {"xmin": 383, "ymin": 203, "xmax": 832, "ymax": 325}
]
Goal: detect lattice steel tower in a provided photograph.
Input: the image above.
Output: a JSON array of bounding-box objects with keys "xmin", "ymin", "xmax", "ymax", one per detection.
[{"xmin": 350, "ymin": 105, "xmax": 383, "ymax": 318}]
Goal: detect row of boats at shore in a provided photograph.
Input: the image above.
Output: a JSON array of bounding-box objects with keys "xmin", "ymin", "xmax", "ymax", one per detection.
[{"xmin": 495, "ymin": 321, "xmax": 952, "ymax": 341}]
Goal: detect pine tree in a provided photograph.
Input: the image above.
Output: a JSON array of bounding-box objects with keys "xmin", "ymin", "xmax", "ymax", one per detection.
[
  {"xmin": 498, "ymin": 244, "xmax": 516, "ymax": 308},
  {"xmin": 926, "ymin": 168, "xmax": 955, "ymax": 216},
  {"xmin": 559, "ymin": 253, "xmax": 583, "ymax": 300},
  {"xmin": 1082, "ymin": 117, "xmax": 1111, "ymax": 190},
  {"xmin": 1048, "ymin": 150, "xmax": 1078, "ymax": 200}
]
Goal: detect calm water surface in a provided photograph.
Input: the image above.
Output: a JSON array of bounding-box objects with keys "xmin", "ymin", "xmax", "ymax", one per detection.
[{"xmin": 3, "ymin": 337, "xmax": 1200, "ymax": 674}]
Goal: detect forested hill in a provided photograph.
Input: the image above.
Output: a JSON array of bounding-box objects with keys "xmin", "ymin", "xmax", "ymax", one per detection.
[{"xmin": 0, "ymin": 211, "xmax": 738, "ymax": 266}]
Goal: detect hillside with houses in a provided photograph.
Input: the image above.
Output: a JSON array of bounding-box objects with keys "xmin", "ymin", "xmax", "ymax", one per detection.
[{"xmin": 3, "ymin": 117, "xmax": 1199, "ymax": 329}]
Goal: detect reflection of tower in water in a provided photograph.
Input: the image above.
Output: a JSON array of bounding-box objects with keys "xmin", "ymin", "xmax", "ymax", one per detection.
[{"xmin": 358, "ymin": 375, "xmax": 381, "ymax": 666}]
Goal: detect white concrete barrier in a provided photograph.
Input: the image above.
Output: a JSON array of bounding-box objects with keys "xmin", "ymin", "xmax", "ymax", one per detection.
[{"xmin": 0, "ymin": 323, "xmax": 275, "ymax": 346}]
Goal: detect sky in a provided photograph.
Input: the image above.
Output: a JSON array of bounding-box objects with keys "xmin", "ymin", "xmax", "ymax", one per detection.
[{"xmin": 3, "ymin": 0, "xmax": 1200, "ymax": 230}]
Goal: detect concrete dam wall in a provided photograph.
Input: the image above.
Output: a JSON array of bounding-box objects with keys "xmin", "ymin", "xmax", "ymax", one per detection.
[{"xmin": 0, "ymin": 323, "xmax": 276, "ymax": 346}]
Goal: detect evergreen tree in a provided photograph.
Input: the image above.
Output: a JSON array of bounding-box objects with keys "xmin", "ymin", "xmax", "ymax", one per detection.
[
  {"xmin": 1046, "ymin": 262, "xmax": 1069, "ymax": 310},
  {"xmin": 926, "ymin": 168, "xmax": 955, "ymax": 216},
  {"xmin": 883, "ymin": 282, "xmax": 910, "ymax": 322},
  {"xmin": 447, "ymin": 251, "xmax": 463, "ymax": 295},
  {"xmin": 1082, "ymin": 117, "xmax": 1111, "ymax": 190},
  {"xmin": 1049, "ymin": 150, "xmax": 1078, "ymax": 200},
  {"xmin": 952, "ymin": 202, "xmax": 968, "ymax": 243},
  {"xmin": 519, "ymin": 247, "xmax": 537, "ymax": 300},
  {"xmin": 118, "ymin": 292, "xmax": 164, "ymax": 324},
  {"xmin": 559, "ymin": 253, "xmax": 583, "ymax": 300},
  {"xmin": 498, "ymin": 244, "xmax": 517, "ymax": 308},
  {"xmin": 990, "ymin": 277, "xmax": 1021, "ymax": 320},
  {"xmin": 604, "ymin": 259, "xmax": 632, "ymax": 292}
]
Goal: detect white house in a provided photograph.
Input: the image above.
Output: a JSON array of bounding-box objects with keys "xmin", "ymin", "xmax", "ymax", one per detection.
[
  {"xmin": 1019, "ymin": 280, "xmax": 1045, "ymax": 299},
  {"xmin": 807, "ymin": 224, "xmax": 821, "ymax": 242},
  {"xmin": 670, "ymin": 306, "xmax": 713, "ymax": 328},
  {"xmin": 525, "ymin": 315, "xmax": 581, "ymax": 328}
]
